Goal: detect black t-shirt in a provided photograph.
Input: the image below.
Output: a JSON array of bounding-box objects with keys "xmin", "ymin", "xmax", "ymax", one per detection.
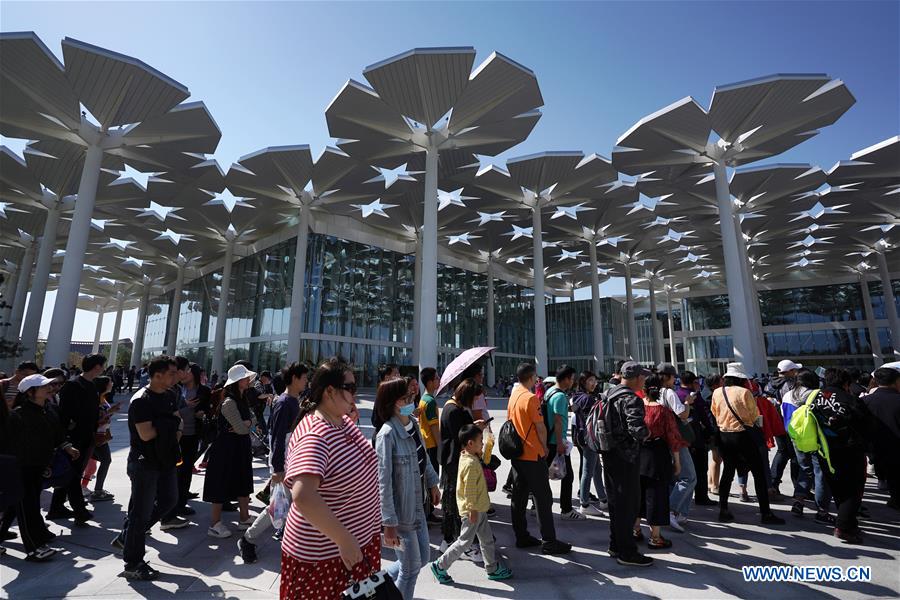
[{"xmin": 128, "ymin": 387, "xmax": 180, "ymax": 467}]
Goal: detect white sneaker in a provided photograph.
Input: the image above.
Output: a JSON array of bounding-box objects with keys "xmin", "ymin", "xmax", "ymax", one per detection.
[
  {"xmin": 581, "ymin": 504, "xmax": 604, "ymax": 517},
  {"xmin": 561, "ymin": 509, "xmax": 586, "ymax": 521},
  {"xmin": 669, "ymin": 514, "xmax": 685, "ymax": 532},
  {"xmin": 438, "ymin": 540, "xmax": 449, "ymax": 553},
  {"xmin": 237, "ymin": 517, "xmax": 254, "ymax": 531},
  {"xmin": 676, "ymin": 513, "xmax": 688, "ymax": 525},
  {"xmin": 461, "ymin": 547, "xmax": 482, "ymax": 562},
  {"xmin": 207, "ymin": 521, "xmax": 232, "ymax": 539},
  {"xmin": 595, "ymin": 498, "xmax": 609, "ymax": 509}
]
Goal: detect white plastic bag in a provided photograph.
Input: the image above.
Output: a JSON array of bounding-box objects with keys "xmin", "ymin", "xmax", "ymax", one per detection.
[
  {"xmin": 269, "ymin": 483, "xmax": 290, "ymax": 529},
  {"xmin": 548, "ymin": 454, "xmax": 567, "ymax": 481}
]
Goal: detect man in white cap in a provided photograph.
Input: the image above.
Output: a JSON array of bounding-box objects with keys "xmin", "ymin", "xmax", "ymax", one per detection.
[{"xmin": 768, "ymin": 360, "xmax": 803, "ymax": 497}]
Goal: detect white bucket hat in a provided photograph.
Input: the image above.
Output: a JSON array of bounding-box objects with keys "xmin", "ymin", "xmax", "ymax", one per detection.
[
  {"xmin": 777, "ymin": 359, "xmax": 803, "ymax": 373},
  {"xmin": 17, "ymin": 373, "xmax": 56, "ymax": 393},
  {"xmin": 724, "ymin": 362, "xmax": 749, "ymax": 380},
  {"xmin": 224, "ymin": 364, "xmax": 256, "ymax": 387}
]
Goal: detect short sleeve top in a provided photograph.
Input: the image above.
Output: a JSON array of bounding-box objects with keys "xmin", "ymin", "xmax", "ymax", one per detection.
[
  {"xmin": 418, "ymin": 393, "xmax": 439, "ymax": 449},
  {"xmin": 507, "ymin": 386, "xmax": 544, "ymax": 461},
  {"xmin": 282, "ymin": 413, "xmax": 380, "ymax": 562}
]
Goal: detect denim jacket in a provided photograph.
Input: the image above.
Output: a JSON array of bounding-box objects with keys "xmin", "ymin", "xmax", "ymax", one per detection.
[{"xmin": 375, "ymin": 416, "xmax": 439, "ymax": 528}]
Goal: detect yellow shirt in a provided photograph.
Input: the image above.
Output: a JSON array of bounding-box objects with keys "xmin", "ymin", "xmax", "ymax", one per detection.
[
  {"xmin": 456, "ymin": 451, "xmax": 490, "ymax": 514},
  {"xmin": 711, "ymin": 386, "xmax": 760, "ymax": 433}
]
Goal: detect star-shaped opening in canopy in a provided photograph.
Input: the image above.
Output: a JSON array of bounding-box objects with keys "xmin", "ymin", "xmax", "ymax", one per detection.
[
  {"xmin": 469, "ymin": 211, "xmax": 507, "ymax": 226},
  {"xmin": 205, "ymin": 189, "xmax": 254, "ymax": 214},
  {"xmin": 504, "ymin": 225, "xmax": 533, "ymax": 241},
  {"xmin": 790, "ymin": 201, "xmax": 849, "ymax": 222},
  {"xmin": 550, "ymin": 203, "xmax": 594, "ymax": 220},
  {"xmin": 365, "ymin": 163, "xmax": 421, "ymax": 189},
  {"xmin": 154, "ymin": 228, "xmax": 196, "ymax": 246},
  {"xmin": 129, "ymin": 201, "xmax": 186, "ymax": 222},
  {"xmin": 110, "ymin": 164, "xmax": 167, "ymax": 190},
  {"xmin": 351, "ymin": 199, "xmax": 397, "ymax": 219},
  {"xmin": 447, "ymin": 232, "xmax": 481, "ymax": 246}
]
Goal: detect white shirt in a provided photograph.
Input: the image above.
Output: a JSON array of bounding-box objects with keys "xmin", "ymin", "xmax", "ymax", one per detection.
[{"xmin": 659, "ymin": 387, "xmax": 687, "ymax": 416}]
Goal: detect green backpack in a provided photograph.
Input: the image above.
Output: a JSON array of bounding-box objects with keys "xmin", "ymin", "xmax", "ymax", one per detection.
[{"xmin": 787, "ymin": 390, "xmax": 834, "ymax": 473}]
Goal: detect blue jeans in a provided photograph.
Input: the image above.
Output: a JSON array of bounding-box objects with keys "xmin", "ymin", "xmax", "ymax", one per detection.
[
  {"xmin": 669, "ymin": 446, "xmax": 697, "ymax": 516},
  {"xmin": 738, "ymin": 444, "xmax": 773, "ymax": 489},
  {"xmin": 122, "ymin": 461, "xmax": 177, "ymax": 568},
  {"xmin": 385, "ymin": 518, "xmax": 431, "ymax": 600},
  {"xmin": 795, "ymin": 448, "xmax": 832, "ymax": 512},
  {"xmin": 578, "ymin": 446, "xmax": 606, "ymax": 505}
]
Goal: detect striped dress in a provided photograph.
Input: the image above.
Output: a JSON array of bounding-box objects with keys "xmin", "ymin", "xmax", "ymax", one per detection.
[{"xmin": 281, "ymin": 413, "xmax": 380, "ymax": 599}]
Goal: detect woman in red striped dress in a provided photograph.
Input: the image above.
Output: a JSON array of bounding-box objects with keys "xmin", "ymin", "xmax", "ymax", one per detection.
[{"xmin": 280, "ymin": 357, "xmax": 381, "ymax": 600}]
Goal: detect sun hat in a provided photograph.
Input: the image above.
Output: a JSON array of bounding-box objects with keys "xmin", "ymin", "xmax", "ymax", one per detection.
[
  {"xmin": 724, "ymin": 362, "xmax": 750, "ymax": 380},
  {"xmin": 17, "ymin": 373, "xmax": 56, "ymax": 393},
  {"xmin": 224, "ymin": 364, "xmax": 257, "ymax": 387},
  {"xmin": 777, "ymin": 359, "xmax": 802, "ymax": 373}
]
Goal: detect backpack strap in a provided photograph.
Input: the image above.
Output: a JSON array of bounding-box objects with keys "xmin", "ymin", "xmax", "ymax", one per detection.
[
  {"xmin": 721, "ymin": 387, "xmax": 751, "ymax": 431},
  {"xmin": 805, "ymin": 389, "xmax": 819, "ymax": 406}
]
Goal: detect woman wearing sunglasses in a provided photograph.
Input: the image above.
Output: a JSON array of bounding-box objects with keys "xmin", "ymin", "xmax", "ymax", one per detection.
[
  {"xmin": 374, "ymin": 378, "xmax": 440, "ymax": 599},
  {"xmin": 280, "ymin": 357, "xmax": 380, "ymax": 600}
]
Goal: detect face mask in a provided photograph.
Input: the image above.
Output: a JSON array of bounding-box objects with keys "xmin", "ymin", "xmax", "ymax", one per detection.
[{"xmin": 399, "ymin": 403, "xmax": 416, "ymax": 417}]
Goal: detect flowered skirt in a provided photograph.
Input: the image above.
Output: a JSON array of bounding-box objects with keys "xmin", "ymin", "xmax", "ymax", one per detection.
[{"xmin": 280, "ymin": 534, "xmax": 381, "ymax": 600}]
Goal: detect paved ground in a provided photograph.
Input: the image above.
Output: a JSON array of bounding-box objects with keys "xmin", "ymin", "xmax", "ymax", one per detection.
[{"xmin": 2, "ymin": 392, "xmax": 899, "ymax": 599}]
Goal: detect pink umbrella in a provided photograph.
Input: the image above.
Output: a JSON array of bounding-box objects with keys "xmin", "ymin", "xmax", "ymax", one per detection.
[{"xmin": 435, "ymin": 346, "xmax": 496, "ymax": 396}]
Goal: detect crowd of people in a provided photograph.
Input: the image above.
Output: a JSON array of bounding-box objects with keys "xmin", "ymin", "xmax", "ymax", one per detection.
[{"xmin": 0, "ymin": 351, "xmax": 897, "ymax": 599}]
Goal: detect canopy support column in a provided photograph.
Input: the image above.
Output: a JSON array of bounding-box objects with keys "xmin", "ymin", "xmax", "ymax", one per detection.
[
  {"xmin": 110, "ymin": 293, "xmax": 125, "ymax": 367},
  {"xmin": 418, "ymin": 143, "xmax": 439, "ymax": 372},
  {"xmin": 166, "ymin": 261, "xmax": 186, "ymax": 356},
  {"xmin": 21, "ymin": 201, "xmax": 62, "ymax": 357},
  {"xmin": 859, "ymin": 273, "xmax": 883, "ymax": 368},
  {"xmin": 532, "ymin": 206, "xmax": 548, "ymax": 374},
  {"xmin": 131, "ymin": 283, "xmax": 151, "ymax": 368},
  {"xmin": 623, "ymin": 261, "xmax": 637, "ymax": 360},
  {"xmin": 212, "ymin": 237, "xmax": 237, "ymax": 376},
  {"xmin": 877, "ymin": 251, "xmax": 900, "ymax": 359},
  {"xmin": 92, "ymin": 310, "xmax": 105, "ymax": 354},
  {"xmin": 589, "ymin": 242, "xmax": 604, "ymax": 375},
  {"xmin": 486, "ymin": 258, "xmax": 496, "ymax": 387},
  {"xmin": 286, "ymin": 204, "xmax": 310, "ymax": 364}
]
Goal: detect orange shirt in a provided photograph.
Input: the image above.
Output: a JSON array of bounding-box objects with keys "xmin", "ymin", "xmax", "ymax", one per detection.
[{"xmin": 507, "ymin": 385, "xmax": 544, "ymax": 461}]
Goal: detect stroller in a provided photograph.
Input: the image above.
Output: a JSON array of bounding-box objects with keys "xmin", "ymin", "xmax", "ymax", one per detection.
[{"xmin": 250, "ymin": 425, "xmax": 269, "ymax": 459}]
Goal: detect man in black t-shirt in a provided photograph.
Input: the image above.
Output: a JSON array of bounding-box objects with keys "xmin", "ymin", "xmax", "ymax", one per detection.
[{"xmin": 117, "ymin": 355, "xmax": 182, "ymax": 581}]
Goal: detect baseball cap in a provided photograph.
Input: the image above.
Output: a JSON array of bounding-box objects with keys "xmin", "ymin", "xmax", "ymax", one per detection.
[
  {"xmin": 657, "ymin": 362, "xmax": 678, "ymax": 376},
  {"xmin": 621, "ymin": 361, "xmax": 651, "ymax": 380},
  {"xmin": 17, "ymin": 374, "xmax": 56, "ymax": 393},
  {"xmin": 777, "ymin": 359, "xmax": 802, "ymax": 373}
]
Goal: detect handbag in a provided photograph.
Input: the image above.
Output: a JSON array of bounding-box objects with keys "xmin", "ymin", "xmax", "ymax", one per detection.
[
  {"xmin": 482, "ymin": 465, "xmax": 497, "ymax": 492},
  {"xmin": 42, "ymin": 449, "xmax": 73, "ymax": 490},
  {"xmin": 722, "ymin": 387, "xmax": 764, "ymax": 447},
  {"xmin": 341, "ymin": 557, "xmax": 402, "ymax": 600},
  {"xmin": 498, "ymin": 395, "xmax": 535, "ymax": 460},
  {"xmin": 94, "ymin": 430, "xmax": 112, "ymax": 446},
  {"xmin": 676, "ymin": 419, "xmax": 696, "ymax": 445}
]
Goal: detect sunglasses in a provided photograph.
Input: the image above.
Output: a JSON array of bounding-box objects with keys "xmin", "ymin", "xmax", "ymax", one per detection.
[{"xmin": 340, "ymin": 382, "xmax": 358, "ymax": 396}]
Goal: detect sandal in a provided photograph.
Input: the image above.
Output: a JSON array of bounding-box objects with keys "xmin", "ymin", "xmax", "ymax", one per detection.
[{"xmin": 648, "ymin": 536, "xmax": 672, "ymax": 549}]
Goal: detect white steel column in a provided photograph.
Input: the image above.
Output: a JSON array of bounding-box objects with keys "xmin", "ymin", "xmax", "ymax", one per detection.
[
  {"xmin": 21, "ymin": 201, "xmax": 63, "ymax": 356},
  {"xmin": 418, "ymin": 144, "xmax": 439, "ymax": 371},
  {"xmin": 110, "ymin": 293, "xmax": 124, "ymax": 366},
  {"xmin": 166, "ymin": 261, "xmax": 186, "ymax": 356},
  {"xmin": 212, "ymin": 238, "xmax": 237, "ymax": 376},
  {"xmin": 648, "ymin": 277, "xmax": 661, "ymax": 364},
  {"xmin": 713, "ymin": 161, "xmax": 759, "ymax": 371},
  {"xmin": 666, "ymin": 290, "xmax": 678, "ymax": 368},
  {"xmin": 45, "ymin": 143, "xmax": 104, "ymax": 366},
  {"xmin": 876, "ymin": 251, "xmax": 900, "ymax": 358},
  {"xmin": 486, "ymin": 258, "xmax": 496, "ymax": 387},
  {"xmin": 1, "ymin": 264, "xmax": 19, "ymax": 332},
  {"xmin": 859, "ymin": 273, "xmax": 883, "ymax": 367},
  {"xmin": 131, "ymin": 284, "xmax": 151, "ymax": 368},
  {"xmin": 588, "ymin": 242, "xmax": 604, "ymax": 374},
  {"xmin": 532, "ymin": 206, "xmax": 548, "ymax": 374},
  {"xmin": 734, "ymin": 217, "xmax": 767, "ymax": 375},
  {"xmin": 8, "ymin": 239, "xmax": 36, "ymax": 339},
  {"xmin": 623, "ymin": 261, "xmax": 637, "ymax": 359},
  {"xmin": 92, "ymin": 310, "xmax": 104, "ymax": 353},
  {"xmin": 286, "ymin": 205, "xmax": 311, "ymax": 363},
  {"xmin": 412, "ymin": 232, "xmax": 423, "ymax": 366}
]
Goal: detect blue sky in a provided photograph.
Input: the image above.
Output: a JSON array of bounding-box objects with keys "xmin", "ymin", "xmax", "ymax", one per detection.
[{"xmin": 3, "ymin": 1, "xmax": 898, "ymax": 342}]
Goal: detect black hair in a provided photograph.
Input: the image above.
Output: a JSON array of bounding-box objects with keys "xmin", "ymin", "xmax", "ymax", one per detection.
[
  {"xmin": 457, "ymin": 423, "xmax": 483, "ymax": 449},
  {"xmin": 797, "ymin": 369, "xmax": 820, "ymax": 390},
  {"xmin": 723, "ymin": 375, "xmax": 747, "ymax": 387},
  {"xmin": 16, "ymin": 361, "xmax": 39, "ymax": 373},
  {"xmin": 297, "ymin": 357, "xmax": 353, "ymax": 423},
  {"xmin": 453, "ymin": 378, "xmax": 481, "ymax": 409},
  {"xmin": 260, "ymin": 370, "xmax": 272, "ymax": 380},
  {"xmin": 420, "ymin": 367, "xmax": 438, "ymax": 387},
  {"xmin": 374, "ymin": 378, "xmax": 409, "ymax": 425},
  {"xmin": 378, "ymin": 363, "xmax": 398, "ymax": 382},
  {"xmin": 188, "ymin": 363, "xmax": 203, "ymax": 387},
  {"xmin": 643, "ymin": 373, "xmax": 663, "ymax": 402},
  {"xmin": 873, "ymin": 367, "xmax": 900, "ymax": 387},
  {"xmin": 460, "ymin": 363, "xmax": 483, "ymax": 380},
  {"xmin": 94, "ymin": 376, "xmax": 112, "ymax": 399},
  {"xmin": 706, "ymin": 374, "xmax": 722, "ymax": 389},
  {"xmin": 42, "ymin": 368, "xmax": 66, "ymax": 381},
  {"xmin": 175, "ymin": 356, "xmax": 190, "ymax": 371},
  {"xmin": 516, "ymin": 362, "xmax": 536, "ymax": 383},
  {"xmin": 824, "ymin": 367, "xmax": 851, "ymax": 389},
  {"xmin": 577, "ymin": 370, "xmax": 597, "ymax": 392},
  {"xmin": 614, "ymin": 359, "xmax": 626, "ymax": 375},
  {"xmin": 148, "ymin": 355, "xmax": 176, "ymax": 377},
  {"xmin": 234, "ymin": 360, "xmax": 254, "ymax": 370},
  {"xmin": 555, "ymin": 364, "xmax": 576, "ymax": 383},
  {"xmin": 82, "ymin": 353, "xmax": 107, "ymax": 373},
  {"xmin": 680, "ymin": 371, "xmax": 697, "ymax": 386},
  {"xmin": 282, "ymin": 362, "xmax": 310, "ymax": 387}
]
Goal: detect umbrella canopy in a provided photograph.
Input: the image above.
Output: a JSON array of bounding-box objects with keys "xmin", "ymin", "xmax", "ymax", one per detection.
[{"xmin": 436, "ymin": 346, "xmax": 496, "ymax": 396}]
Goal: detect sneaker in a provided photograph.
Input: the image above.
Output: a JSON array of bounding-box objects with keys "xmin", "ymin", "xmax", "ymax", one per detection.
[
  {"xmin": 90, "ymin": 490, "xmax": 114, "ymax": 502},
  {"xmin": 648, "ymin": 536, "xmax": 673, "ymax": 550},
  {"xmin": 461, "ymin": 547, "xmax": 482, "ymax": 562},
  {"xmin": 607, "ymin": 548, "xmax": 620, "ymax": 558},
  {"xmin": 740, "ymin": 490, "xmax": 751, "ymax": 503},
  {"xmin": 46, "ymin": 507, "xmax": 75, "ymax": 520},
  {"xmin": 488, "ymin": 563, "xmax": 513, "ymax": 581},
  {"xmin": 594, "ymin": 498, "xmax": 609, "ymax": 509},
  {"xmin": 25, "ymin": 545, "xmax": 57, "ymax": 562},
  {"xmin": 160, "ymin": 516, "xmax": 190, "ymax": 531},
  {"xmin": 238, "ymin": 536, "xmax": 258, "ymax": 564},
  {"xmin": 438, "ymin": 540, "xmax": 449, "ymax": 552},
  {"xmin": 718, "ymin": 510, "xmax": 735, "ymax": 523},
  {"xmin": 581, "ymin": 504, "xmax": 604, "ymax": 516},
  {"xmin": 675, "ymin": 513, "xmax": 688, "ymax": 524},
  {"xmin": 430, "ymin": 561, "xmax": 453, "ymax": 584},
  {"xmin": 207, "ymin": 521, "xmax": 232, "ymax": 539},
  {"xmin": 791, "ymin": 501, "xmax": 804, "ymax": 516},
  {"xmin": 761, "ymin": 512, "xmax": 785, "ymax": 525},
  {"xmin": 111, "ymin": 533, "xmax": 125, "ymax": 550},
  {"xmin": 237, "ymin": 517, "xmax": 255, "ymax": 530},
  {"xmin": 541, "ymin": 540, "xmax": 572, "ymax": 555},
  {"xmin": 834, "ymin": 528, "xmax": 863, "ymax": 544},
  {"xmin": 616, "ymin": 553, "xmax": 654, "ymax": 567},
  {"xmin": 561, "ymin": 509, "xmax": 586, "ymax": 521},
  {"xmin": 515, "ymin": 535, "xmax": 542, "ymax": 549},
  {"xmin": 176, "ymin": 506, "xmax": 196, "ymax": 516},
  {"xmin": 119, "ymin": 562, "xmax": 159, "ymax": 580},
  {"xmin": 669, "ymin": 514, "xmax": 685, "ymax": 532},
  {"xmin": 814, "ymin": 511, "xmax": 836, "ymax": 526}
]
